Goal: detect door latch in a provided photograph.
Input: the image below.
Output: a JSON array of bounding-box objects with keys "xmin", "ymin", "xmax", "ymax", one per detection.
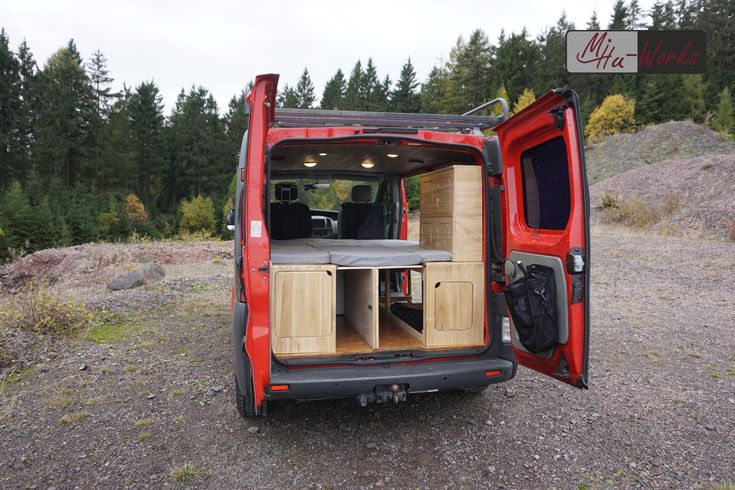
[{"xmin": 257, "ymin": 265, "xmax": 269, "ymax": 274}]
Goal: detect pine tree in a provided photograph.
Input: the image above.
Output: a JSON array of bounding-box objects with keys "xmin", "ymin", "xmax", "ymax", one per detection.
[
  {"xmin": 129, "ymin": 81, "xmax": 165, "ymax": 208},
  {"xmin": 362, "ymin": 58, "xmax": 385, "ymax": 110},
  {"xmin": 712, "ymin": 87, "xmax": 734, "ymax": 135},
  {"xmin": 536, "ymin": 15, "xmax": 575, "ymax": 93},
  {"xmin": 627, "ymin": 0, "xmax": 645, "ymax": 29},
  {"xmin": 491, "ymin": 29, "xmax": 540, "ymax": 102},
  {"xmin": 276, "ymin": 84, "xmax": 299, "ymax": 108},
  {"xmin": 295, "ymin": 67, "xmax": 316, "ymax": 109},
  {"xmin": 391, "ymin": 58, "xmax": 420, "ymax": 113},
  {"xmin": 587, "ymin": 10, "xmax": 601, "ymax": 29},
  {"xmin": 681, "ymin": 74, "xmax": 707, "ymax": 123},
  {"xmin": 344, "ymin": 60, "xmax": 364, "ymax": 110},
  {"xmin": 0, "ymin": 181, "xmax": 34, "ymax": 259},
  {"xmin": 609, "ymin": 0, "xmax": 630, "ymax": 29},
  {"xmin": 445, "ymin": 29, "xmax": 493, "ymax": 113},
  {"xmin": 0, "ymin": 29, "xmax": 22, "ymax": 186},
  {"xmin": 649, "ymin": 0, "xmax": 677, "ymax": 28},
  {"xmin": 320, "ymin": 69, "xmax": 346, "ymax": 110},
  {"xmin": 33, "ymin": 41, "xmax": 95, "ymax": 189},
  {"xmin": 16, "ymin": 39, "xmax": 37, "ymax": 184},
  {"xmin": 224, "ymin": 91, "xmax": 248, "ymax": 165},
  {"xmin": 420, "ymin": 65, "xmax": 448, "ymax": 113},
  {"xmin": 85, "ymin": 49, "xmax": 117, "ymax": 191}
]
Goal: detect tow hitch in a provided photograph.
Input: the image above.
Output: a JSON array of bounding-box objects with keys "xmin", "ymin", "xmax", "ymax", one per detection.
[{"xmin": 357, "ymin": 384, "xmax": 408, "ymax": 406}]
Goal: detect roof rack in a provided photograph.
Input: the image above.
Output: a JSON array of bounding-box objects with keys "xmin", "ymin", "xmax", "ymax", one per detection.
[{"xmin": 273, "ymin": 98, "xmax": 508, "ymax": 133}]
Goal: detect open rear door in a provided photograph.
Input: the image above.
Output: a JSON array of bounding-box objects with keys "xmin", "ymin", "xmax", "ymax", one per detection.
[{"xmin": 494, "ymin": 89, "xmax": 590, "ymax": 389}]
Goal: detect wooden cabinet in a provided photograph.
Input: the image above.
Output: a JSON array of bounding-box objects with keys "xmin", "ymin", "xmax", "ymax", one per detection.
[
  {"xmin": 423, "ymin": 262, "xmax": 484, "ymax": 347},
  {"xmin": 419, "ymin": 165, "xmax": 482, "ymax": 261},
  {"xmin": 271, "ymin": 264, "xmax": 336, "ymax": 355}
]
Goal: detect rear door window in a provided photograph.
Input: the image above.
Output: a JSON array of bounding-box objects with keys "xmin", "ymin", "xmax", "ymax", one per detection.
[{"xmin": 520, "ymin": 136, "xmax": 571, "ymax": 230}]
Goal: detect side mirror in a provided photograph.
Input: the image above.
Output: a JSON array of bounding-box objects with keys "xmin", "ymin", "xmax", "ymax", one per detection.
[{"xmin": 226, "ymin": 208, "xmax": 235, "ymax": 232}]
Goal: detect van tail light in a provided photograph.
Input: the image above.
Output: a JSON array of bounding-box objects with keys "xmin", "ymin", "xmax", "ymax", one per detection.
[
  {"xmin": 270, "ymin": 384, "xmax": 289, "ymax": 391},
  {"xmin": 484, "ymin": 370, "xmax": 502, "ymax": 377}
]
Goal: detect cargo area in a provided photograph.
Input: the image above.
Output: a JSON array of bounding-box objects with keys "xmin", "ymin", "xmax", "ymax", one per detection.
[{"xmin": 267, "ymin": 142, "xmax": 488, "ymax": 359}]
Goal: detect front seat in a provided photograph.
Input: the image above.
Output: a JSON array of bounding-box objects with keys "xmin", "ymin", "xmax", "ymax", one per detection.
[
  {"xmin": 339, "ymin": 185, "xmax": 384, "ymax": 239},
  {"xmin": 270, "ymin": 183, "xmax": 312, "ymax": 239}
]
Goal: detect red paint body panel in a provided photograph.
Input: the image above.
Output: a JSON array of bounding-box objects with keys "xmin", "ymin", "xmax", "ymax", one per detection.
[
  {"xmin": 242, "ymin": 75, "xmax": 278, "ymax": 409},
  {"xmin": 495, "ymin": 90, "xmax": 589, "ymax": 388}
]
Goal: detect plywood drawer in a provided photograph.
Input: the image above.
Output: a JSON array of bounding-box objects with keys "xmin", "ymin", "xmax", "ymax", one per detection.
[
  {"xmin": 419, "ymin": 215, "xmax": 482, "ymax": 262},
  {"xmin": 423, "ymin": 262, "xmax": 484, "ymax": 347},
  {"xmin": 420, "ymin": 165, "xmax": 482, "ymax": 218},
  {"xmin": 271, "ymin": 264, "xmax": 337, "ymax": 355}
]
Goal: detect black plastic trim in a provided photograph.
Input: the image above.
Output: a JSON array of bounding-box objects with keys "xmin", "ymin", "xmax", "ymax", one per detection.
[
  {"xmin": 267, "ymin": 356, "xmax": 515, "ymax": 401},
  {"xmin": 483, "ymin": 136, "xmax": 503, "ymax": 176},
  {"xmin": 233, "ymin": 301, "xmax": 254, "ymax": 398}
]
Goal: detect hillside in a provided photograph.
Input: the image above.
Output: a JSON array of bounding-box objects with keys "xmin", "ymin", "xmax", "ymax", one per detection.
[
  {"xmin": 585, "ymin": 121, "xmax": 735, "ymax": 184},
  {"xmin": 590, "ymin": 154, "xmax": 735, "ymax": 238}
]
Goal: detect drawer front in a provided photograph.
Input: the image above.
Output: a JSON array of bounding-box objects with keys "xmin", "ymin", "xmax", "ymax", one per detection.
[{"xmin": 271, "ymin": 266, "xmax": 336, "ymax": 355}]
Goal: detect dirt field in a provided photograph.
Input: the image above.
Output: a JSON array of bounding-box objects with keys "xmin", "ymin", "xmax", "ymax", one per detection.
[{"xmin": 1, "ymin": 227, "xmax": 734, "ymax": 489}]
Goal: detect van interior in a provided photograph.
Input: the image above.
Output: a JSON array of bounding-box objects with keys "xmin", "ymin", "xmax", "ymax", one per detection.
[{"xmin": 268, "ymin": 140, "xmax": 487, "ymax": 360}]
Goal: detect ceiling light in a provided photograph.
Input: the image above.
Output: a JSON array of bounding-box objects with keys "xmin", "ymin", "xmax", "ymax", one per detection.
[
  {"xmin": 387, "ymin": 153, "xmax": 398, "ymax": 158},
  {"xmin": 304, "ymin": 161, "xmax": 317, "ymax": 167},
  {"xmin": 318, "ymin": 152, "xmax": 328, "ymax": 156},
  {"xmin": 361, "ymin": 161, "xmax": 375, "ymax": 169}
]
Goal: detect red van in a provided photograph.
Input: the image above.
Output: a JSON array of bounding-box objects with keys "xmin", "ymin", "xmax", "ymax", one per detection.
[{"xmin": 230, "ymin": 74, "xmax": 589, "ymax": 416}]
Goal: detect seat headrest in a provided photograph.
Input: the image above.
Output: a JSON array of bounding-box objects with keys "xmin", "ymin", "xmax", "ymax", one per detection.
[
  {"xmin": 351, "ymin": 185, "xmax": 372, "ymax": 202},
  {"xmin": 274, "ymin": 183, "xmax": 298, "ymax": 202}
]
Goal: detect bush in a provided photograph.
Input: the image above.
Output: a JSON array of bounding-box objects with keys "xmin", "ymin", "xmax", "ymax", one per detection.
[
  {"xmin": 712, "ymin": 87, "xmax": 734, "ymax": 136},
  {"xmin": 598, "ymin": 192, "xmax": 620, "ymax": 209},
  {"xmin": 123, "ymin": 194, "xmax": 148, "ymax": 230},
  {"xmin": 512, "ymin": 88, "xmax": 536, "ymax": 115},
  {"xmin": 178, "ymin": 195, "xmax": 216, "ymax": 234},
  {"xmin": 585, "ymin": 94, "xmax": 636, "ymax": 140},
  {"xmin": 599, "ymin": 194, "xmax": 679, "ymax": 229},
  {"xmin": 404, "ymin": 176, "xmax": 420, "ymax": 211},
  {"xmin": 1, "ymin": 282, "xmax": 94, "ymax": 336}
]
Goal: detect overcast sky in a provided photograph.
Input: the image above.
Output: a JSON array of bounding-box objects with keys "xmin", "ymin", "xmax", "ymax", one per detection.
[{"xmin": 1, "ymin": 0, "xmax": 656, "ymax": 113}]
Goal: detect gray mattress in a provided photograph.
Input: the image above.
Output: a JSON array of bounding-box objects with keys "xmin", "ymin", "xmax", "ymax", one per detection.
[{"xmin": 270, "ymin": 239, "xmax": 452, "ymax": 266}]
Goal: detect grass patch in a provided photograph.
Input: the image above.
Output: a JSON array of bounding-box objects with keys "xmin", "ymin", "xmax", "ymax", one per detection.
[
  {"xmin": 169, "ymin": 463, "xmax": 201, "ymax": 482},
  {"xmin": 86, "ymin": 318, "xmax": 139, "ymax": 344},
  {"xmin": 138, "ymin": 432, "xmax": 152, "ymax": 442},
  {"xmin": 135, "ymin": 418, "xmax": 154, "ymax": 428},
  {"xmin": 60, "ymin": 411, "xmax": 90, "ymax": 425},
  {"xmin": 124, "ymin": 364, "xmax": 137, "ymax": 373},
  {"xmin": 135, "ymin": 340, "xmax": 155, "ymax": 349},
  {"xmin": 689, "ymin": 353, "xmax": 703, "ymax": 359},
  {"xmin": 44, "ymin": 394, "xmax": 74, "ymax": 410},
  {"xmin": 646, "ymin": 351, "xmax": 660, "ymax": 358},
  {"xmin": 175, "ymin": 415, "xmax": 186, "ymax": 424},
  {"xmin": 174, "ymin": 348, "xmax": 190, "ymax": 357},
  {"xmin": 100, "ymin": 367, "xmax": 113, "ymax": 374},
  {"xmin": 84, "ymin": 397, "xmax": 102, "ymax": 406},
  {"xmin": 171, "ymin": 389, "xmax": 184, "ymax": 397}
]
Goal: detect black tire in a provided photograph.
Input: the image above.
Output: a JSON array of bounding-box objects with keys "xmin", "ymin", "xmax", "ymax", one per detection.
[{"xmin": 234, "ymin": 374, "xmax": 256, "ymax": 418}]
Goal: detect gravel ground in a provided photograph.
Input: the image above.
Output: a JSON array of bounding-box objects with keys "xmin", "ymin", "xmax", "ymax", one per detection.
[{"xmin": 1, "ymin": 227, "xmax": 734, "ymax": 489}]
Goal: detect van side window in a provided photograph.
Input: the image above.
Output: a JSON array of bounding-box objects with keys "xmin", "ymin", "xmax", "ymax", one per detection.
[{"xmin": 520, "ymin": 136, "xmax": 570, "ymax": 230}]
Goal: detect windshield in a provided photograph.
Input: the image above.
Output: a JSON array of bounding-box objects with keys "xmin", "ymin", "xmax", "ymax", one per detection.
[{"xmin": 271, "ymin": 178, "xmax": 378, "ymax": 210}]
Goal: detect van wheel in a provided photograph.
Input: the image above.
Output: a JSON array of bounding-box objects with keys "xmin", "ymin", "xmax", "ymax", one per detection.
[{"xmin": 234, "ymin": 374, "xmax": 256, "ymax": 418}]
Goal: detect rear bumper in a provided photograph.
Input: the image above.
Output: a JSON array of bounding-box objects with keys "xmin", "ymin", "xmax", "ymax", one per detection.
[{"xmin": 267, "ymin": 356, "xmax": 516, "ymax": 401}]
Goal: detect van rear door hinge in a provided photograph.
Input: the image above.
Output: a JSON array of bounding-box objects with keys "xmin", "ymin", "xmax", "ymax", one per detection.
[{"xmin": 549, "ymin": 104, "xmax": 568, "ymax": 131}]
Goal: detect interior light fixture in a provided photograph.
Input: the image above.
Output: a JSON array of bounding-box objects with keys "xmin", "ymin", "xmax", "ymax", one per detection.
[
  {"xmin": 386, "ymin": 153, "xmax": 399, "ymax": 158},
  {"xmin": 304, "ymin": 161, "xmax": 318, "ymax": 167},
  {"xmin": 318, "ymin": 152, "xmax": 328, "ymax": 156},
  {"xmin": 361, "ymin": 161, "xmax": 375, "ymax": 169}
]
